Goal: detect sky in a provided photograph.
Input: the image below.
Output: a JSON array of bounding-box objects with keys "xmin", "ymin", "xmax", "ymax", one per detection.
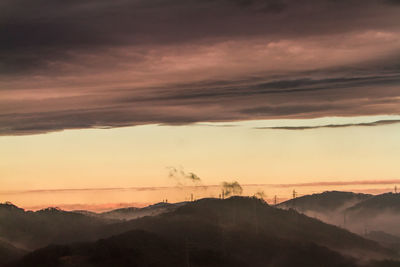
[{"xmin": 1, "ymin": 0, "xmax": 400, "ymax": 210}]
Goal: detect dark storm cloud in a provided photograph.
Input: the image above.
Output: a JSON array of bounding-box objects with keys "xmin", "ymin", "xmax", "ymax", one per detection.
[
  {"xmin": 2, "ymin": 63, "xmax": 400, "ymax": 135},
  {"xmin": 149, "ymin": 73, "xmax": 400, "ymax": 102},
  {"xmin": 1, "ymin": 0, "xmax": 400, "ymax": 135},
  {"xmin": 1, "ymin": 0, "xmax": 399, "ymax": 74}
]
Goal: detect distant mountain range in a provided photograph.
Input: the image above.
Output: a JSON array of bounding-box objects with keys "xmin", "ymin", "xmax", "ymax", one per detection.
[
  {"xmin": 88, "ymin": 201, "xmax": 182, "ymax": 220},
  {"xmin": 2, "ymin": 197, "xmax": 400, "ymax": 266},
  {"xmin": 0, "ymin": 202, "xmax": 107, "ymax": 251},
  {"xmin": 278, "ymin": 191, "xmax": 400, "ymax": 236},
  {"xmin": 0, "ymin": 201, "xmax": 182, "ymax": 251},
  {"xmin": 347, "ymin": 193, "xmax": 400, "ymax": 217},
  {"xmin": 278, "ymin": 191, "xmax": 371, "ymax": 213}
]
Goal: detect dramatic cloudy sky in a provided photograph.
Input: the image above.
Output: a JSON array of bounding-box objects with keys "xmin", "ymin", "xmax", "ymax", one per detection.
[
  {"xmin": 1, "ymin": 0, "xmax": 400, "ymax": 209},
  {"xmin": 1, "ymin": 0, "xmax": 400, "ymax": 134}
]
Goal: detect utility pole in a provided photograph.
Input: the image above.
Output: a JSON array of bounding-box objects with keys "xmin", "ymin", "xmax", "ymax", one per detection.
[
  {"xmin": 292, "ymin": 189, "xmax": 297, "ymax": 210},
  {"xmin": 292, "ymin": 189, "xmax": 297, "ymax": 199},
  {"xmin": 191, "ymin": 193, "xmax": 193, "ymax": 202},
  {"xmin": 395, "ymin": 186, "xmax": 398, "ymax": 194},
  {"xmin": 274, "ymin": 195, "xmax": 277, "ymax": 205}
]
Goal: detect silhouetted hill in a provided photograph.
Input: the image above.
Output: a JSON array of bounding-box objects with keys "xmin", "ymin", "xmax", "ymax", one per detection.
[
  {"xmin": 88, "ymin": 197, "xmax": 394, "ymax": 260},
  {"xmin": 278, "ymin": 191, "xmax": 371, "ymax": 213},
  {"xmin": 12, "ymin": 229, "xmax": 359, "ymax": 267},
  {"xmin": 72, "ymin": 210, "xmax": 99, "ymax": 217},
  {"xmin": 277, "ymin": 192, "xmax": 400, "ymax": 237},
  {"xmin": 339, "ymin": 193, "xmax": 400, "ymax": 236},
  {"xmin": 98, "ymin": 202, "xmax": 178, "ymax": 220},
  {"xmin": 0, "ymin": 201, "xmax": 185, "ymax": 251},
  {"xmin": 365, "ymin": 231, "xmax": 400, "ymax": 251},
  {"xmin": 0, "ymin": 239, "xmax": 27, "ymax": 266},
  {"xmin": 10, "ymin": 197, "xmax": 400, "ymax": 267},
  {"xmin": 0, "ymin": 203, "xmax": 109, "ymax": 250},
  {"xmin": 346, "ymin": 193, "xmax": 400, "ymax": 217}
]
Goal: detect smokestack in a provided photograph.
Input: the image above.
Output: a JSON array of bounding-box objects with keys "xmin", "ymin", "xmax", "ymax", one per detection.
[
  {"xmin": 191, "ymin": 193, "xmax": 193, "ymax": 202},
  {"xmin": 221, "ymin": 181, "xmax": 243, "ymax": 197}
]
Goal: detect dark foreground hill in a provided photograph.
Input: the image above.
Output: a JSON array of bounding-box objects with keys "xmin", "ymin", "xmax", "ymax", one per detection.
[
  {"xmin": 0, "ymin": 200, "xmax": 184, "ymax": 251},
  {"xmin": 12, "ymin": 229, "xmax": 359, "ymax": 267},
  {"xmin": 8, "ymin": 197, "xmax": 400, "ymax": 267},
  {"xmin": 0, "ymin": 240, "xmax": 26, "ymax": 266}
]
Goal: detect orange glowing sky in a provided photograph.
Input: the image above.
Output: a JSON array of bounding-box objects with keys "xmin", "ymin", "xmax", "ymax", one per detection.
[
  {"xmin": 1, "ymin": 116, "xmax": 400, "ymax": 210},
  {"xmin": 1, "ymin": 0, "xmax": 400, "ymax": 210}
]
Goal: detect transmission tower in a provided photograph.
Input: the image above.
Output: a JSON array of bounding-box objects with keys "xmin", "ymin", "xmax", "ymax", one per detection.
[{"xmin": 292, "ymin": 189, "xmax": 297, "ymax": 210}]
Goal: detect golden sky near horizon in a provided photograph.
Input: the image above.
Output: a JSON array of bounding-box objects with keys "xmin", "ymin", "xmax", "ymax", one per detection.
[{"xmin": 1, "ymin": 115, "xmax": 400, "ymax": 209}]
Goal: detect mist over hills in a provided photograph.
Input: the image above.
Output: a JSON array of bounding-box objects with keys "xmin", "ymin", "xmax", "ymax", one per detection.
[
  {"xmin": 278, "ymin": 191, "xmax": 372, "ymax": 214},
  {"xmin": 278, "ymin": 191, "xmax": 400, "ymax": 243},
  {"xmin": 345, "ymin": 193, "xmax": 400, "ymax": 237},
  {"xmin": 2, "ymin": 197, "xmax": 400, "ymax": 267},
  {"xmin": 0, "ymin": 202, "xmax": 108, "ymax": 251},
  {"xmin": 346, "ymin": 193, "xmax": 400, "ymax": 216},
  {"xmin": 365, "ymin": 231, "xmax": 400, "ymax": 252},
  {"xmin": 0, "ymin": 200, "xmax": 187, "ymax": 253},
  {"xmin": 95, "ymin": 202, "xmax": 179, "ymax": 221},
  {"xmin": 72, "ymin": 202, "xmax": 178, "ymax": 220},
  {"xmin": 277, "ymin": 191, "xmax": 372, "ymax": 228}
]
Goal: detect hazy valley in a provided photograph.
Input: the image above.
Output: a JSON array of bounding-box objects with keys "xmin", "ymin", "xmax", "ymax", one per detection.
[{"xmin": 2, "ymin": 192, "xmax": 400, "ymax": 266}]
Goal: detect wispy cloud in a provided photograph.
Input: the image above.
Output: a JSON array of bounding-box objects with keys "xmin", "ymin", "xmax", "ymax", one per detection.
[
  {"xmin": 3, "ymin": 179, "xmax": 400, "ymax": 195},
  {"xmin": 254, "ymin": 119, "xmax": 400, "ymax": 130},
  {"xmin": 0, "ymin": 186, "xmax": 170, "ymax": 195},
  {"xmin": 263, "ymin": 179, "xmax": 400, "ymax": 188}
]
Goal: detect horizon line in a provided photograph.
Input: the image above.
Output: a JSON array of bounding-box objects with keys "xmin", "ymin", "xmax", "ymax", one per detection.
[{"xmin": 2, "ymin": 179, "xmax": 400, "ymax": 195}]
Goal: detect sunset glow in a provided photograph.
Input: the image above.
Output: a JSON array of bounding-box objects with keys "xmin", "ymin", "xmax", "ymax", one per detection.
[{"xmin": 1, "ymin": 0, "xmax": 400, "ymax": 211}]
